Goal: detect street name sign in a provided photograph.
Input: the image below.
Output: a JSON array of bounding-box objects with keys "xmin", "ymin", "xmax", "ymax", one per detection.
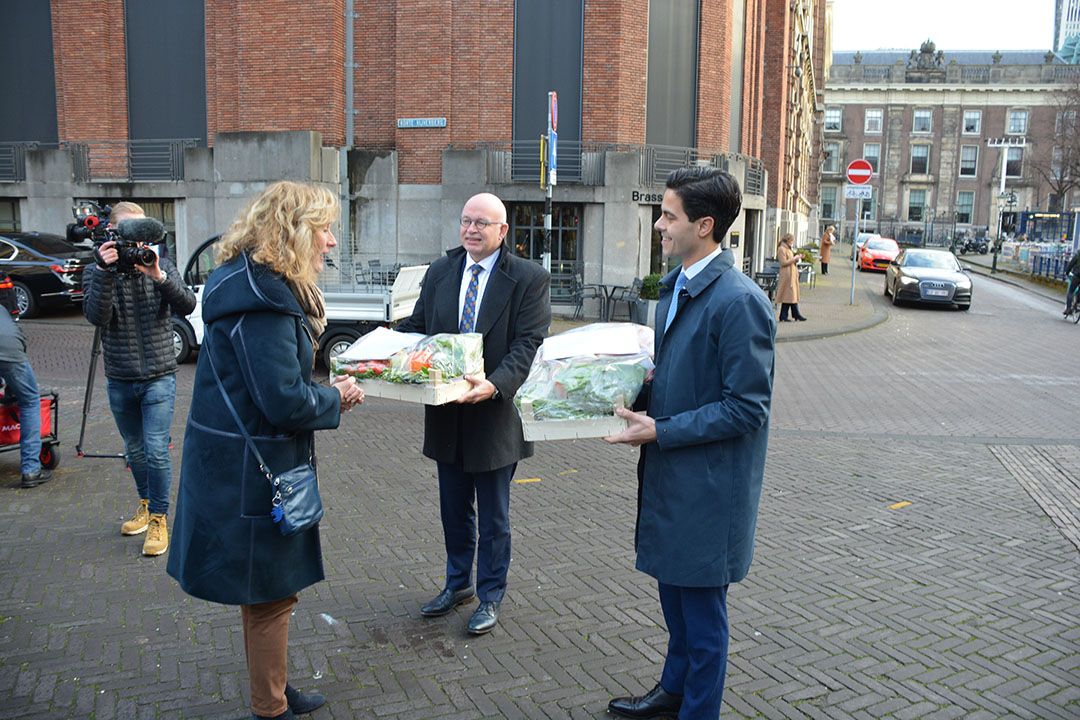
[{"xmin": 846, "ymin": 159, "xmax": 873, "ymax": 185}]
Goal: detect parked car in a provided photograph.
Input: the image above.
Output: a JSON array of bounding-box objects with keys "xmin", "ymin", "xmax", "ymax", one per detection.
[
  {"xmin": 858, "ymin": 237, "xmax": 900, "ymax": 271},
  {"xmin": 884, "ymin": 248, "xmax": 972, "ymax": 310},
  {"xmin": 0, "ymin": 232, "xmax": 94, "ymax": 318},
  {"xmin": 171, "ymin": 234, "xmax": 429, "ymax": 367},
  {"xmin": 855, "ymin": 232, "xmax": 880, "ymax": 252},
  {"xmin": 0, "ymin": 271, "xmax": 17, "ymax": 317}
]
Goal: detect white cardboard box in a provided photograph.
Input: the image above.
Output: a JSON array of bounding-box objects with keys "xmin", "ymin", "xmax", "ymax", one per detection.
[
  {"xmin": 354, "ymin": 370, "xmax": 485, "ymax": 406},
  {"xmin": 518, "ymin": 399, "xmax": 628, "ymax": 441}
]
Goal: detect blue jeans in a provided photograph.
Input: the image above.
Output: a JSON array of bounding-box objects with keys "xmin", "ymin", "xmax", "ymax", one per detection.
[
  {"xmin": 107, "ymin": 375, "xmax": 176, "ymax": 515},
  {"xmin": 0, "ymin": 360, "xmax": 42, "ymax": 476}
]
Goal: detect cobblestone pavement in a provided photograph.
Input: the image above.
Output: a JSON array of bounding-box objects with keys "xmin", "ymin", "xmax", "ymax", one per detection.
[{"xmin": 1, "ymin": 267, "xmax": 1077, "ymax": 720}]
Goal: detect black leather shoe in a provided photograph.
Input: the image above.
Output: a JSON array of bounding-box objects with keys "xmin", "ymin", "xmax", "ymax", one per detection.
[
  {"xmin": 794, "ymin": 316, "xmax": 808, "ymax": 321},
  {"xmin": 466, "ymin": 601, "xmax": 500, "ymax": 635},
  {"xmin": 20, "ymin": 469, "xmax": 51, "ymax": 488},
  {"xmin": 608, "ymin": 683, "xmax": 683, "ymax": 718},
  {"xmin": 285, "ymin": 684, "xmax": 325, "ymax": 714},
  {"xmin": 420, "ymin": 587, "xmax": 475, "ymax": 617}
]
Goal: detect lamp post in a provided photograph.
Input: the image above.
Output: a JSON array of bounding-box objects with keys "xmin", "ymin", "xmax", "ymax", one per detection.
[{"xmin": 993, "ymin": 191, "xmax": 1017, "ymax": 273}]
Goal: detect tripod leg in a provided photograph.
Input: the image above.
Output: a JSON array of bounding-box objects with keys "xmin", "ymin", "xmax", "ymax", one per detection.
[
  {"xmin": 76, "ymin": 326, "xmax": 125, "ymax": 459},
  {"xmin": 75, "ymin": 327, "xmax": 101, "ymax": 456}
]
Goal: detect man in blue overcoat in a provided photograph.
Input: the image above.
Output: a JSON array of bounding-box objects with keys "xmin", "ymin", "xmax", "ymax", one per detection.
[{"xmin": 605, "ymin": 167, "xmax": 776, "ymax": 719}]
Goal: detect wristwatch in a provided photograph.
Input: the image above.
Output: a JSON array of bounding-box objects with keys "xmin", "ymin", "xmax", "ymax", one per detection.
[{"xmin": 155, "ymin": 271, "xmax": 167, "ymax": 284}]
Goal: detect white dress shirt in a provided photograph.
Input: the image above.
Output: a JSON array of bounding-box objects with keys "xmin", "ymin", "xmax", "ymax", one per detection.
[{"xmin": 458, "ymin": 249, "xmax": 501, "ymax": 328}]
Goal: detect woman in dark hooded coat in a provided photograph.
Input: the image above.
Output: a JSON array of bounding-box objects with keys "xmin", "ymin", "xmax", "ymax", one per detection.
[{"xmin": 167, "ymin": 181, "xmax": 365, "ymax": 720}]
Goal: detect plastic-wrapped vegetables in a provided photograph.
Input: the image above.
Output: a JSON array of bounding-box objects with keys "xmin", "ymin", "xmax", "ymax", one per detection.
[
  {"xmin": 331, "ymin": 329, "xmax": 483, "ymax": 384},
  {"xmin": 514, "ymin": 323, "xmax": 654, "ymax": 421},
  {"xmin": 385, "ymin": 332, "xmax": 483, "ymax": 383}
]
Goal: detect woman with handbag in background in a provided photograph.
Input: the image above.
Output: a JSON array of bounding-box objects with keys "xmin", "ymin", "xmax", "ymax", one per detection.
[
  {"xmin": 776, "ymin": 233, "xmax": 808, "ymax": 322},
  {"xmin": 167, "ymin": 181, "xmax": 364, "ymax": 720}
]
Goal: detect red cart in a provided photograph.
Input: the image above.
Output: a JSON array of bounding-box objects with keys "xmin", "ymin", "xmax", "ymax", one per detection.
[{"xmin": 0, "ymin": 387, "xmax": 60, "ymax": 470}]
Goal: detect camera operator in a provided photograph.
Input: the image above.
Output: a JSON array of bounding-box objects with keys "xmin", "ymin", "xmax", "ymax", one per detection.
[{"xmin": 82, "ymin": 202, "xmax": 196, "ymax": 557}]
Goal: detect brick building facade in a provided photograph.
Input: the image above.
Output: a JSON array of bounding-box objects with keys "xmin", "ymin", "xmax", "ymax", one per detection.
[
  {"xmin": 823, "ymin": 42, "xmax": 1080, "ymax": 246},
  {"xmin": 1, "ymin": 0, "xmax": 827, "ymax": 308}
]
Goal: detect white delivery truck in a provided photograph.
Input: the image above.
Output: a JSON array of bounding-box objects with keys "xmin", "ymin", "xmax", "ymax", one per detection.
[{"xmin": 171, "ymin": 235, "xmax": 429, "ymax": 368}]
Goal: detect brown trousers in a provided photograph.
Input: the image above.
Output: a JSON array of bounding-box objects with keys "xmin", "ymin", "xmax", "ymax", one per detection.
[{"xmin": 241, "ymin": 594, "xmax": 298, "ymax": 717}]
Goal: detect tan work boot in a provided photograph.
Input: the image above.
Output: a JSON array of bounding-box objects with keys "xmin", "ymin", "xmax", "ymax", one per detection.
[
  {"xmin": 121, "ymin": 499, "xmax": 150, "ymax": 535},
  {"xmin": 142, "ymin": 513, "xmax": 169, "ymax": 556}
]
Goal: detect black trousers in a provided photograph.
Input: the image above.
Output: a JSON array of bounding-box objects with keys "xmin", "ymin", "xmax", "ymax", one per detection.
[
  {"xmin": 779, "ymin": 303, "xmax": 804, "ymax": 320},
  {"xmin": 821, "ymin": 262, "xmax": 829, "ymax": 274},
  {"xmin": 436, "ymin": 461, "xmax": 516, "ymax": 602}
]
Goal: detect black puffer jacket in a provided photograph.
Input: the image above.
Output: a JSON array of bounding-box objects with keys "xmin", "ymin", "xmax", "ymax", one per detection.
[{"xmin": 83, "ymin": 257, "xmax": 197, "ymax": 381}]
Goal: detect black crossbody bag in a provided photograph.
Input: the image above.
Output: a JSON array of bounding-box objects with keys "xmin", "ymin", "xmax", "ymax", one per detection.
[{"xmin": 204, "ymin": 334, "xmax": 323, "ymax": 536}]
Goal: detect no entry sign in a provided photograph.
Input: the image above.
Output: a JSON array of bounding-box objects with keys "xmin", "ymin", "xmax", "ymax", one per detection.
[{"xmin": 846, "ymin": 159, "xmax": 873, "ymax": 185}]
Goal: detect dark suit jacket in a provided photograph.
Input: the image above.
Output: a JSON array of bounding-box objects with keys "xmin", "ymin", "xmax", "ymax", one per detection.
[{"xmin": 398, "ymin": 244, "xmax": 551, "ymax": 473}]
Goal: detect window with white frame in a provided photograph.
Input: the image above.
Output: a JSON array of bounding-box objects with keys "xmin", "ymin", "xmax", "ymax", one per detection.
[
  {"xmin": 1006, "ymin": 146, "xmax": 1024, "ymax": 176},
  {"xmin": 913, "ymin": 109, "xmax": 932, "ymax": 133},
  {"xmin": 910, "ymin": 145, "xmax": 930, "ymax": 174},
  {"xmin": 962, "ymin": 110, "xmax": 982, "ymax": 135},
  {"xmin": 824, "ymin": 107, "xmax": 842, "ymax": 132},
  {"xmin": 864, "ymin": 143, "xmax": 881, "ymax": 172},
  {"xmin": 1007, "ymin": 109, "xmax": 1028, "ymax": 135},
  {"xmin": 959, "ymin": 145, "xmax": 978, "ymax": 177},
  {"xmin": 865, "ymin": 108, "xmax": 883, "ymax": 133},
  {"xmin": 823, "ymin": 141, "xmax": 840, "ymax": 173},
  {"xmin": 956, "ymin": 191, "xmax": 974, "ymax": 223},
  {"xmin": 908, "ymin": 189, "xmax": 926, "ymax": 221},
  {"xmin": 820, "ymin": 186, "xmax": 837, "ymax": 219}
]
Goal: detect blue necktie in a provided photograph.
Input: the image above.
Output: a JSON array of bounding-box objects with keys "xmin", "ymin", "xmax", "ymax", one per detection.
[
  {"xmin": 459, "ymin": 264, "xmax": 482, "ymax": 333},
  {"xmin": 663, "ymin": 271, "xmax": 687, "ymax": 333}
]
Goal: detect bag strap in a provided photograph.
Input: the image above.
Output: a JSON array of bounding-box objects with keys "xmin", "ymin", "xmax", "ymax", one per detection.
[{"xmin": 203, "ymin": 329, "xmax": 275, "ymax": 484}]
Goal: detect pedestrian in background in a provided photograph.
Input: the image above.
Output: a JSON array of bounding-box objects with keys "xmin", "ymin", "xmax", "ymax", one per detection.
[
  {"xmin": 398, "ymin": 192, "xmax": 550, "ymax": 636},
  {"xmin": 1064, "ymin": 250, "xmax": 1080, "ymax": 316},
  {"xmin": 820, "ymin": 224, "xmax": 835, "ymax": 274},
  {"xmin": 0, "ymin": 311, "xmax": 49, "ymax": 488},
  {"xmin": 776, "ymin": 233, "xmax": 807, "ymax": 321},
  {"xmin": 82, "ymin": 202, "xmax": 196, "ymax": 556},
  {"xmin": 605, "ymin": 167, "xmax": 776, "ymax": 720},
  {"xmin": 167, "ymin": 181, "xmax": 365, "ymax": 720}
]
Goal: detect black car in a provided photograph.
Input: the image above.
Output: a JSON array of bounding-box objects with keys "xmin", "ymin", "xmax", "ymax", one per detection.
[
  {"xmin": 0, "ymin": 232, "xmax": 94, "ymax": 318},
  {"xmin": 884, "ymin": 248, "xmax": 972, "ymax": 311}
]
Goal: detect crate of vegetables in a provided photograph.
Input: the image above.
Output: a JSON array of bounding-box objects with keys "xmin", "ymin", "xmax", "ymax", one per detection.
[
  {"xmin": 331, "ymin": 327, "xmax": 484, "ymax": 405},
  {"xmin": 514, "ymin": 323, "xmax": 654, "ymax": 441}
]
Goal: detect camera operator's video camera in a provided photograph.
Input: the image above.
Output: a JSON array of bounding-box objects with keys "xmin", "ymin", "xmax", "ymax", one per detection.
[{"xmin": 71, "ymin": 201, "xmax": 163, "ymax": 273}]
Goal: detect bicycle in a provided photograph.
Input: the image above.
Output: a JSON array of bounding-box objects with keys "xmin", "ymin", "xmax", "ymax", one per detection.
[{"xmin": 1065, "ymin": 278, "xmax": 1080, "ymax": 324}]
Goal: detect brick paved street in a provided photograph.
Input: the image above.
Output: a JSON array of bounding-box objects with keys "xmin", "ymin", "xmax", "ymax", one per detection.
[{"xmin": 1, "ymin": 266, "xmax": 1077, "ymax": 719}]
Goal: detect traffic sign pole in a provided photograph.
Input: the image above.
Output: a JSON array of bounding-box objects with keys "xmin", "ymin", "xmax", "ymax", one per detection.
[
  {"xmin": 845, "ymin": 159, "xmax": 873, "ymax": 306},
  {"xmin": 542, "ymin": 91, "xmax": 558, "ymax": 274}
]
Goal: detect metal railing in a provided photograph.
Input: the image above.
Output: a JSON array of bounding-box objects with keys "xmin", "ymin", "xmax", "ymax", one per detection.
[
  {"xmin": 1, "ymin": 139, "xmax": 197, "ymax": 183},
  {"xmin": 468, "ymin": 141, "xmax": 766, "ymax": 196},
  {"xmin": 480, "ymin": 140, "xmax": 607, "ymax": 186},
  {"xmin": 745, "ymin": 159, "xmax": 765, "ymax": 196},
  {"xmin": 0, "ymin": 142, "xmax": 59, "ymax": 182},
  {"xmin": 67, "ymin": 139, "xmax": 198, "ymax": 182}
]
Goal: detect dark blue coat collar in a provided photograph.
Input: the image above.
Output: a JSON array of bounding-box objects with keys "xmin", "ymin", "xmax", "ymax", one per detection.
[{"xmin": 201, "ymin": 252, "xmax": 305, "ymax": 325}]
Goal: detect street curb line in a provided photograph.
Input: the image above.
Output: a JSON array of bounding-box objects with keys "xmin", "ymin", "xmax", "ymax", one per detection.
[
  {"xmin": 777, "ymin": 285, "xmax": 889, "ymax": 343},
  {"xmin": 962, "ymin": 262, "xmax": 1061, "ymax": 303}
]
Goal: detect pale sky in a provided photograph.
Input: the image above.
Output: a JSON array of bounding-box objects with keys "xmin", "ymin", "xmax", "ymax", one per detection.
[{"xmin": 831, "ymin": 0, "xmax": 1055, "ymax": 52}]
